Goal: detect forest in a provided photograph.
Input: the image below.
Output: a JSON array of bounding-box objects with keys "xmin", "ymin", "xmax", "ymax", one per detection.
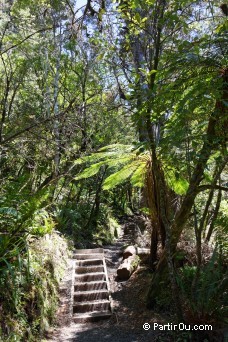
[{"xmin": 0, "ymin": 0, "xmax": 227, "ymax": 341}]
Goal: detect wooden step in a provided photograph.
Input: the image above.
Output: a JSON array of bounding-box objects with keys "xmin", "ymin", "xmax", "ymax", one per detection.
[
  {"xmin": 73, "ymin": 311, "xmax": 112, "ymax": 323},
  {"xmin": 73, "ymin": 300, "xmax": 110, "ymax": 313},
  {"xmin": 72, "ymin": 248, "xmax": 112, "ymax": 323},
  {"xmin": 75, "ymin": 248, "xmax": 104, "ymax": 255},
  {"xmin": 74, "ymin": 290, "xmax": 109, "ymax": 302},
  {"xmin": 74, "ymin": 281, "xmax": 107, "ymax": 292},
  {"xmin": 73, "ymin": 253, "xmax": 104, "ymax": 260},
  {"xmin": 75, "ymin": 259, "xmax": 103, "ymax": 266},
  {"xmin": 75, "ymin": 265, "xmax": 104, "ymax": 274},
  {"xmin": 75, "ymin": 272, "xmax": 105, "ymax": 282}
]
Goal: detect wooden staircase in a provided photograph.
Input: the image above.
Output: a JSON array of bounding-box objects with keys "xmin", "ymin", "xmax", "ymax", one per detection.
[{"xmin": 72, "ymin": 248, "xmax": 112, "ymax": 323}]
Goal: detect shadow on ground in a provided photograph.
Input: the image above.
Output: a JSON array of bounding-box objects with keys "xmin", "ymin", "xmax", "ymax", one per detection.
[{"xmin": 63, "ymin": 323, "xmax": 158, "ymax": 342}]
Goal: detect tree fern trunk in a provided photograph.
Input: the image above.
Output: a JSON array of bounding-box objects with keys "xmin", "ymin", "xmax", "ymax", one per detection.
[{"xmin": 147, "ymin": 68, "xmax": 228, "ymax": 308}]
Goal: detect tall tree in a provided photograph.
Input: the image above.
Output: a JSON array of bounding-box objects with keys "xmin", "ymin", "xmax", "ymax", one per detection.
[{"xmin": 112, "ymin": 0, "xmax": 227, "ymax": 312}]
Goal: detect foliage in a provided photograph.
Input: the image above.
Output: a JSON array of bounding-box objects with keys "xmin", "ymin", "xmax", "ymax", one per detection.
[
  {"xmin": 214, "ymin": 200, "xmax": 228, "ymax": 250},
  {"xmin": 0, "ymin": 0, "xmax": 227, "ymax": 338},
  {"xmin": 0, "ymin": 231, "xmax": 70, "ymax": 341},
  {"xmin": 74, "ymin": 144, "xmax": 150, "ymax": 190},
  {"xmin": 176, "ymin": 250, "xmax": 228, "ymax": 323}
]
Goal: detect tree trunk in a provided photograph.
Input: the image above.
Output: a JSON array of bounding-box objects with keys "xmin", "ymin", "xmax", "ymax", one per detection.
[
  {"xmin": 147, "ymin": 68, "xmax": 228, "ymax": 307},
  {"xmin": 205, "ymin": 187, "xmax": 222, "ymax": 242},
  {"xmin": 53, "ymin": 21, "xmax": 62, "ymax": 178},
  {"xmin": 86, "ymin": 167, "xmax": 107, "ymax": 228}
]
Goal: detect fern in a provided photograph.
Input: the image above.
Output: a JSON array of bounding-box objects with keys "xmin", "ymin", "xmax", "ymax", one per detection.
[
  {"xmin": 74, "ymin": 155, "xmax": 136, "ymax": 181},
  {"xmin": 105, "ymin": 155, "xmax": 135, "ymax": 168},
  {"xmin": 74, "ymin": 151, "xmax": 118, "ymax": 165},
  {"xmin": 130, "ymin": 162, "xmax": 147, "ymax": 187},
  {"xmin": 164, "ymin": 167, "xmax": 189, "ymax": 195},
  {"xmin": 103, "ymin": 162, "xmax": 140, "ymax": 190},
  {"xmin": 75, "ymin": 161, "xmax": 105, "ymax": 180},
  {"xmin": 74, "ymin": 144, "xmax": 150, "ymax": 191},
  {"xmin": 98, "ymin": 144, "xmax": 135, "ymax": 152},
  {"xmin": 74, "ymin": 145, "xmax": 135, "ymax": 166}
]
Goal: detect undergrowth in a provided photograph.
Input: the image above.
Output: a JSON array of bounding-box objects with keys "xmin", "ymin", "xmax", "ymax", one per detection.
[
  {"xmin": 176, "ymin": 249, "xmax": 228, "ymax": 325},
  {"xmin": 0, "ymin": 231, "xmax": 70, "ymax": 341}
]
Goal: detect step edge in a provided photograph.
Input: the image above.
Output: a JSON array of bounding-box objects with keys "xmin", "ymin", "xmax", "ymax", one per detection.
[
  {"xmin": 74, "ymin": 280, "xmax": 107, "ymax": 285},
  {"xmin": 75, "ymin": 267, "xmax": 104, "ymax": 271},
  {"xmin": 75, "ymin": 248, "xmax": 104, "ymax": 253},
  {"xmin": 75, "ymin": 259, "xmax": 103, "ymax": 262},
  {"xmin": 73, "ymin": 299, "xmax": 110, "ymax": 306},
  {"xmin": 74, "ymin": 290, "xmax": 109, "ymax": 295},
  {"xmin": 75, "ymin": 272, "xmax": 105, "ymax": 276},
  {"xmin": 73, "ymin": 311, "xmax": 112, "ymax": 318}
]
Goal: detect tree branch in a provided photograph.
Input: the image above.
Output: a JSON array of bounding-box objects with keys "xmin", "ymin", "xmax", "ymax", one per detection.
[
  {"xmin": 0, "ymin": 27, "xmax": 53, "ymax": 55},
  {"xmin": 0, "ymin": 98, "xmax": 81, "ymax": 146},
  {"xmin": 197, "ymin": 184, "xmax": 228, "ymax": 193}
]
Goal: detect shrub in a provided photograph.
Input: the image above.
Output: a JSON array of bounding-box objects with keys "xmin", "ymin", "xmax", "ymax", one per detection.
[
  {"xmin": 176, "ymin": 249, "xmax": 227, "ymax": 324},
  {"xmin": 0, "ymin": 231, "xmax": 70, "ymax": 341}
]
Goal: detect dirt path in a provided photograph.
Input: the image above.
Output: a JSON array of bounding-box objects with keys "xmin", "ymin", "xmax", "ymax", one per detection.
[{"xmin": 44, "ymin": 216, "xmax": 169, "ymax": 342}]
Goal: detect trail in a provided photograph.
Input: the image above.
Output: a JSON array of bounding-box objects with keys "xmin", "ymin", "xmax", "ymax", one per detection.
[{"xmin": 45, "ymin": 216, "xmax": 165, "ymax": 342}]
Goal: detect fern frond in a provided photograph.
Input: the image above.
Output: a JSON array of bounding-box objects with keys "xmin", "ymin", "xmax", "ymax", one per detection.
[
  {"xmin": 172, "ymin": 177, "xmax": 189, "ymax": 195},
  {"xmin": 74, "ymin": 144, "xmax": 149, "ymax": 190},
  {"xmin": 106, "ymin": 155, "xmax": 136, "ymax": 168},
  {"xmin": 74, "ymin": 161, "xmax": 105, "ymax": 180},
  {"xmin": 137, "ymin": 152, "xmax": 151, "ymax": 162},
  {"xmin": 74, "ymin": 144, "xmax": 140, "ymax": 167},
  {"xmin": 103, "ymin": 162, "xmax": 140, "ymax": 190},
  {"xmin": 131, "ymin": 162, "xmax": 148, "ymax": 187},
  {"xmin": 98, "ymin": 144, "xmax": 133, "ymax": 152},
  {"xmin": 164, "ymin": 168, "xmax": 189, "ymax": 195},
  {"xmin": 74, "ymin": 151, "xmax": 119, "ymax": 165}
]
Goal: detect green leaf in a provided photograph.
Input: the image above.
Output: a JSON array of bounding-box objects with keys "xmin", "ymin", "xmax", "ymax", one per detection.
[
  {"xmin": 140, "ymin": 207, "xmax": 151, "ymax": 215},
  {"xmin": 106, "ymin": 155, "xmax": 135, "ymax": 168},
  {"xmin": 148, "ymin": 69, "xmax": 157, "ymax": 76},
  {"xmin": 172, "ymin": 178, "xmax": 189, "ymax": 195},
  {"xmin": 130, "ymin": 163, "xmax": 147, "ymax": 187},
  {"xmin": 74, "ymin": 161, "xmax": 104, "ymax": 180},
  {"xmin": 74, "ymin": 151, "xmax": 119, "ymax": 165},
  {"xmin": 135, "ymin": 12, "xmax": 141, "ymax": 23},
  {"xmin": 98, "ymin": 144, "xmax": 133, "ymax": 152},
  {"xmin": 165, "ymin": 168, "xmax": 189, "ymax": 195},
  {"xmin": 103, "ymin": 163, "xmax": 139, "ymax": 190}
]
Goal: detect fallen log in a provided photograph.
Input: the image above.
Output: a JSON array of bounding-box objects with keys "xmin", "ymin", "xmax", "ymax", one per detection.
[
  {"xmin": 136, "ymin": 247, "xmax": 150, "ymax": 264},
  {"xmin": 117, "ymin": 255, "xmax": 139, "ymax": 280},
  {"xmin": 123, "ymin": 245, "xmax": 136, "ymax": 259}
]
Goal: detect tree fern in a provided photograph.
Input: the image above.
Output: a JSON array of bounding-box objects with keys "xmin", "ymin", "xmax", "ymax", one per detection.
[
  {"xmin": 130, "ymin": 162, "xmax": 148, "ymax": 187},
  {"xmin": 164, "ymin": 167, "xmax": 189, "ymax": 195},
  {"xmin": 99, "ymin": 144, "xmax": 134, "ymax": 152},
  {"xmin": 103, "ymin": 162, "xmax": 140, "ymax": 190},
  {"xmin": 74, "ymin": 144, "xmax": 150, "ymax": 190},
  {"xmin": 74, "ymin": 151, "xmax": 118, "ymax": 165},
  {"xmin": 74, "ymin": 161, "xmax": 105, "ymax": 180}
]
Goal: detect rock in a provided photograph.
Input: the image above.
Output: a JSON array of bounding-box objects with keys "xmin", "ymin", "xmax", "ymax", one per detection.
[
  {"xmin": 117, "ymin": 255, "xmax": 139, "ymax": 280},
  {"xmin": 123, "ymin": 245, "xmax": 136, "ymax": 259}
]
